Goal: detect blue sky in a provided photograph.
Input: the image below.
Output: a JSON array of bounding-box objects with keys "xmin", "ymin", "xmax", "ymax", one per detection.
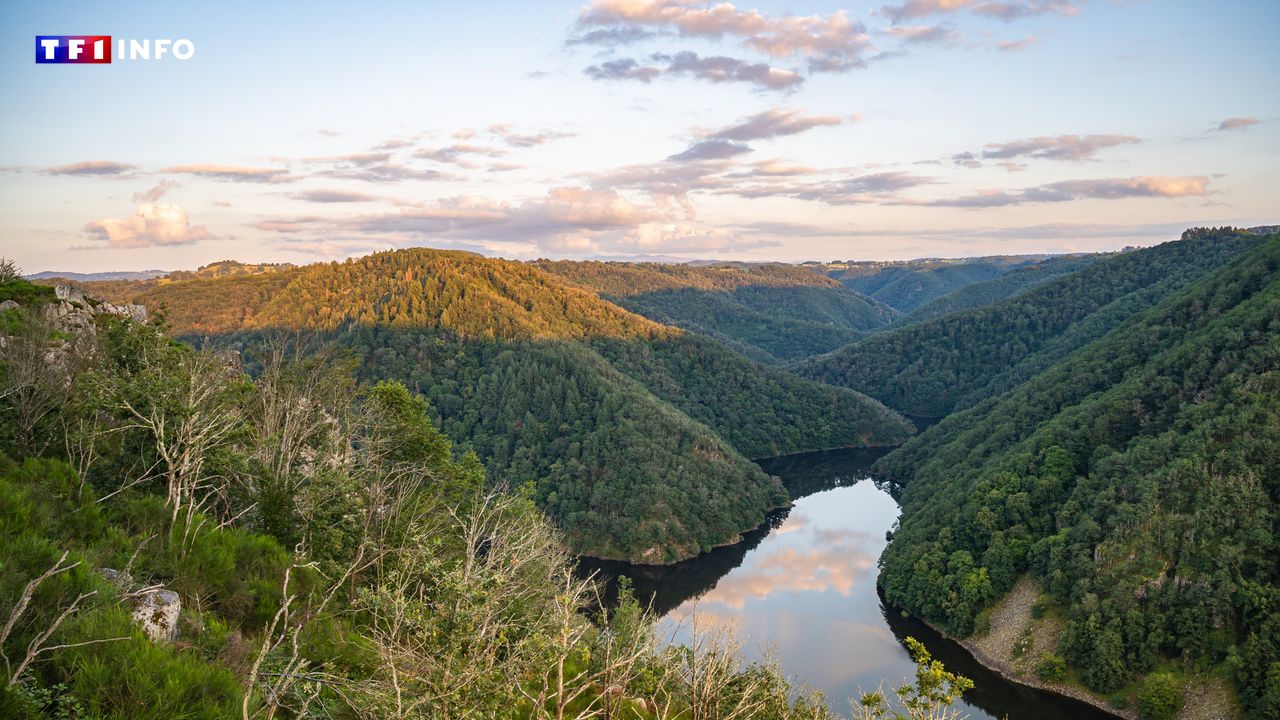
[{"xmin": 1, "ymin": 0, "xmax": 1276, "ymax": 272}]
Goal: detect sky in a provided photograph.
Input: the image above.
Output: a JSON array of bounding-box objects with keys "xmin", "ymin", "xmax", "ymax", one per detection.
[{"xmin": 0, "ymin": 0, "xmax": 1277, "ymax": 273}]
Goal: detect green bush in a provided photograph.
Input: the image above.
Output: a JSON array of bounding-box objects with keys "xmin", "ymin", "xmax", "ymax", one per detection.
[
  {"xmin": 56, "ymin": 608, "xmax": 243, "ymax": 720},
  {"xmin": 1137, "ymin": 672, "xmax": 1184, "ymax": 720},
  {"xmin": 1036, "ymin": 653, "xmax": 1067, "ymax": 682}
]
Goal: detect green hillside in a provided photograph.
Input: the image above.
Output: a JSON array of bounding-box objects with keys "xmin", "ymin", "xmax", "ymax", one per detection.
[
  {"xmin": 796, "ymin": 230, "xmax": 1263, "ymax": 417},
  {"xmin": 536, "ymin": 260, "xmax": 898, "ymax": 363},
  {"xmin": 901, "ymin": 254, "xmax": 1105, "ymax": 325},
  {"xmin": 874, "ymin": 233, "xmax": 1280, "ymax": 716},
  {"xmin": 808, "ymin": 256, "xmax": 1046, "ymax": 312},
  {"xmin": 92, "ymin": 249, "xmax": 912, "ymax": 563}
]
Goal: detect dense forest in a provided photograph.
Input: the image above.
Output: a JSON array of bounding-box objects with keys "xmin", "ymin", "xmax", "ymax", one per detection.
[
  {"xmin": 535, "ymin": 260, "xmax": 899, "ymax": 363},
  {"xmin": 85, "ymin": 250, "xmax": 912, "ymax": 562},
  {"xmin": 796, "ymin": 229, "xmax": 1265, "ymax": 417},
  {"xmin": 0, "ymin": 269, "xmax": 970, "ymax": 719},
  {"xmin": 873, "ymin": 232, "xmax": 1280, "ymax": 717},
  {"xmin": 901, "ymin": 254, "xmax": 1104, "ymax": 325},
  {"xmin": 806, "ymin": 256, "xmax": 1048, "ymax": 312}
]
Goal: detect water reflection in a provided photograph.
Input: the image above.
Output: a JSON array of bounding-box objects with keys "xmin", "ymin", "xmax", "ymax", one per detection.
[{"xmin": 579, "ymin": 447, "xmax": 1116, "ymax": 720}]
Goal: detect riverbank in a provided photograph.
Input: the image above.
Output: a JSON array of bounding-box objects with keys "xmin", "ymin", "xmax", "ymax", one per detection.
[{"xmin": 924, "ymin": 577, "xmax": 1242, "ymax": 720}]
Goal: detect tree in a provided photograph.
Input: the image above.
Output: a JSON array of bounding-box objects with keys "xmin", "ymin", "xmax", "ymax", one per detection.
[
  {"xmin": 0, "ymin": 258, "xmax": 18, "ymax": 284},
  {"xmin": 1136, "ymin": 673, "xmax": 1183, "ymax": 720},
  {"xmin": 108, "ymin": 337, "xmax": 248, "ymax": 526}
]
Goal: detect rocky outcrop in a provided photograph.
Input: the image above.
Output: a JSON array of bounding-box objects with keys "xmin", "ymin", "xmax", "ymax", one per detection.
[{"xmin": 43, "ymin": 284, "xmax": 148, "ymax": 334}]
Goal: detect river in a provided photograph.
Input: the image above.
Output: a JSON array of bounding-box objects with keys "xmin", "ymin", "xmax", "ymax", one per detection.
[{"xmin": 579, "ymin": 446, "xmax": 1116, "ymax": 720}]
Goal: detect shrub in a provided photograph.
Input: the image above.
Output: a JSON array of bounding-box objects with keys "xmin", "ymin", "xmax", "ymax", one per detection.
[
  {"xmin": 56, "ymin": 608, "xmax": 243, "ymax": 720},
  {"xmin": 973, "ymin": 608, "xmax": 992, "ymax": 635},
  {"xmin": 1137, "ymin": 672, "xmax": 1184, "ymax": 720},
  {"xmin": 1036, "ymin": 653, "xmax": 1068, "ymax": 682}
]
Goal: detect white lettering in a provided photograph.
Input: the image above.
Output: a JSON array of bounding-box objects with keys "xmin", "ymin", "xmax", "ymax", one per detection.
[
  {"xmin": 68, "ymin": 38, "xmax": 84, "ymax": 60},
  {"xmin": 130, "ymin": 38, "xmax": 149, "ymax": 60},
  {"xmin": 154, "ymin": 38, "xmax": 171, "ymax": 59},
  {"xmin": 40, "ymin": 38, "xmax": 59, "ymax": 60},
  {"xmin": 172, "ymin": 39, "xmax": 195, "ymax": 60}
]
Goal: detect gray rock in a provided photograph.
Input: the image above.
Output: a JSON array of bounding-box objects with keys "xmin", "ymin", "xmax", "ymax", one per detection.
[
  {"xmin": 120, "ymin": 304, "xmax": 148, "ymax": 323},
  {"xmin": 0, "ymin": 300, "xmax": 18, "ymax": 311},
  {"xmin": 131, "ymin": 589, "xmax": 181, "ymax": 643},
  {"xmin": 100, "ymin": 567, "xmax": 134, "ymax": 590},
  {"xmin": 54, "ymin": 284, "xmax": 85, "ymax": 304}
]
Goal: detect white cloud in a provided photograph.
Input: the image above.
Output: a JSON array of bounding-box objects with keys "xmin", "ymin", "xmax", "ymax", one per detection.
[{"xmin": 83, "ymin": 202, "xmax": 213, "ymax": 248}]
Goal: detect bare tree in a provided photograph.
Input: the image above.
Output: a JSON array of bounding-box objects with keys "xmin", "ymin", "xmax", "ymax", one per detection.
[{"xmin": 113, "ymin": 345, "xmax": 244, "ymax": 525}]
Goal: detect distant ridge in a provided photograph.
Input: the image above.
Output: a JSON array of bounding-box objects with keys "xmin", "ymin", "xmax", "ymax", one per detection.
[{"xmin": 28, "ymin": 269, "xmax": 169, "ymax": 282}]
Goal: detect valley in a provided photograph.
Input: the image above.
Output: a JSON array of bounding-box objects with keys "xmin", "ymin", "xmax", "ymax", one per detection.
[{"xmin": 4, "ymin": 225, "xmax": 1277, "ymax": 719}]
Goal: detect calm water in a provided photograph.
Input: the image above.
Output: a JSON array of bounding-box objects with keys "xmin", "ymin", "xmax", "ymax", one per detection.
[{"xmin": 580, "ymin": 447, "xmax": 1116, "ymax": 720}]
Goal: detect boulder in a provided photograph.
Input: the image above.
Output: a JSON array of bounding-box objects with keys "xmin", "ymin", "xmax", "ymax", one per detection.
[
  {"xmin": 0, "ymin": 299, "xmax": 18, "ymax": 311},
  {"xmin": 131, "ymin": 588, "xmax": 181, "ymax": 643},
  {"xmin": 54, "ymin": 284, "xmax": 85, "ymax": 304}
]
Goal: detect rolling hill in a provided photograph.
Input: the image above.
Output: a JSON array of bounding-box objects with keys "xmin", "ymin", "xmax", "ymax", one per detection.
[
  {"xmin": 795, "ymin": 229, "xmax": 1265, "ymax": 417},
  {"xmin": 90, "ymin": 249, "xmax": 912, "ymax": 563},
  {"xmin": 807, "ymin": 256, "xmax": 1049, "ymax": 312},
  {"xmin": 534, "ymin": 260, "xmax": 899, "ymax": 363},
  {"xmin": 873, "ymin": 230, "xmax": 1280, "ymax": 715}
]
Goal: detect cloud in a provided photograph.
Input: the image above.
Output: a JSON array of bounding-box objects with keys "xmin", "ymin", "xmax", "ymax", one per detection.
[
  {"xmin": 1216, "ymin": 116, "xmax": 1258, "ymax": 132},
  {"xmin": 665, "ymin": 51, "xmax": 804, "ymax": 89},
  {"xmin": 314, "ymin": 128, "xmax": 341, "ymax": 137},
  {"xmin": 965, "ymin": 133, "xmax": 1143, "ymax": 163},
  {"xmin": 485, "ymin": 124, "xmax": 577, "ymax": 148},
  {"xmin": 132, "ymin": 179, "xmax": 181, "ymax": 202},
  {"xmin": 668, "ymin": 139, "xmax": 754, "ymax": 162},
  {"xmin": 880, "ymin": 0, "xmax": 1081, "ymax": 23},
  {"xmin": 415, "ymin": 143, "xmax": 506, "ymax": 165},
  {"xmin": 566, "ymin": 26, "xmax": 658, "ymax": 46},
  {"xmin": 303, "ymin": 152, "xmax": 393, "ymax": 167},
  {"xmin": 706, "ymin": 108, "xmax": 843, "ymax": 141},
  {"xmin": 575, "ymin": 0, "xmax": 873, "ymax": 73},
  {"xmin": 586, "ymin": 52, "xmax": 803, "ymax": 90},
  {"xmin": 320, "ymin": 162, "xmax": 454, "ymax": 183},
  {"xmin": 995, "ymin": 35, "xmax": 1038, "ymax": 51},
  {"xmin": 253, "ymin": 186, "xmax": 769, "ymax": 257},
  {"xmin": 728, "ymin": 171, "xmax": 934, "ymax": 204},
  {"xmin": 84, "ymin": 202, "xmax": 213, "ymax": 248},
  {"xmin": 915, "ymin": 175, "xmax": 1211, "ymax": 207},
  {"xmin": 288, "ymin": 189, "xmax": 379, "ymax": 203},
  {"xmin": 46, "ymin": 160, "xmax": 136, "ymax": 176},
  {"xmin": 371, "ymin": 137, "xmax": 416, "ymax": 151},
  {"xmin": 163, "ymin": 164, "xmax": 292, "ymax": 183},
  {"xmin": 882, "ymin": 23, "xmax": 960, "ymax": 45},
  {"xmin": 584, "ymin": 57, "xmax": 664, "ymax": 83}
]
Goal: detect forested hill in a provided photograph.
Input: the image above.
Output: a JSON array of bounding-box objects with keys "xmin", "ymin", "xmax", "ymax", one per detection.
[
  {"xmin": 90, "ymin": 249, "xmax": 912, "ymax": 563},
  {"xmin": 900, "ymin": 254, "xmax": 1104, "ymax": 325},
  {"xmin": 535, "ymin": 260, "xmax": 899, "ymax": 363},
  {"xmin": 795, "ymin": 229, "xmax": 1264, "ymax": 417},
  {"xmin": 872, "ymin": 232, "xmax": 1280, "ymax": 716},
  {"xmin": 805, "ymin": 255, "xmax": 1048, "ymax": 312},
  {"xmin": 95, "ymin": 250, "xmax": 668, "ymax": 341}
]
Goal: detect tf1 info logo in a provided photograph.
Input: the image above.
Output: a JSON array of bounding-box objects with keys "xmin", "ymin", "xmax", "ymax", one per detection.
[{"xmin": 35, "ymin": 36, "xmax": 196, "ymax": 64}]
